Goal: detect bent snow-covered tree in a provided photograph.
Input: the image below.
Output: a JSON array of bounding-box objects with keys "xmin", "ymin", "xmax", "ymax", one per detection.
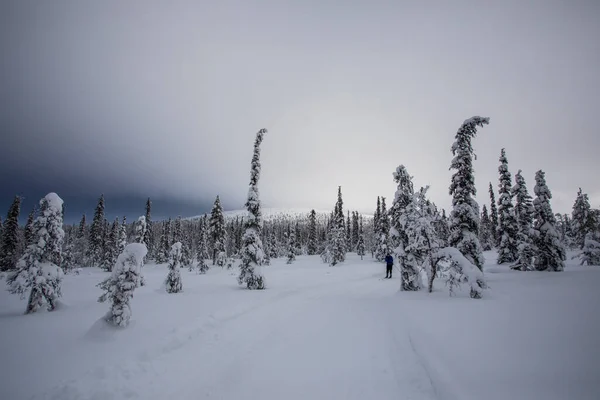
[
  {"xmin": 97, "ymin": 243, "xmax": 147, "ymax": 327},
  {"xmin": 432, "ymin": 247, "xmax": 487, "ymax": 299},
  {"xmin": 532, "ymin": 170, "xmax": 565, "ymax": 272},
  {"xmin": 7, "ymin": 193, "xmax": 65, "ymax": 314},
  {"xmin": 238, "ymin": 128, "xmax": 267, "ymax": 290},
  {"xmin": 166, "ymin": 242, "xmax": 183, "ymax": 293},
  {"xmin": 448, "ymin": 116, "xmax": 489, "ymax": 271}
]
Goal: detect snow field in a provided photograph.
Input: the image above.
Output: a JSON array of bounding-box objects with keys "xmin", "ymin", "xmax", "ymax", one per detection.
[{"xmin": 0, "ymin": 251, "xmax": 598, "ymax": 400}]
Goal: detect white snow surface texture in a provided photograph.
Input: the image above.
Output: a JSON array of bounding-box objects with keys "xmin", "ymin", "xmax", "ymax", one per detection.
[{"xmin": 0, "ymin": 251, "xmax": 598, "ymax": 400}]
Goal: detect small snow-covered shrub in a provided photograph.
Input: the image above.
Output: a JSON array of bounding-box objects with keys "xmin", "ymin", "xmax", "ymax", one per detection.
[
  {"xmin": 166, "ymin": 242, "xmax": 183, "ymax": 293},
  {"xmin": 97, "ymin": 243, "xmax": 147, "ymax": 327}
]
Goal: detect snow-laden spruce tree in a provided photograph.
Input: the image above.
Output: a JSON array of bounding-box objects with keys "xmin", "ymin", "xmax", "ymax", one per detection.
[
  {"xmin": 97, "ymin": 243, "xmax": 147, "ymax": 327},
  {"xmin": 448, "ymin": 116, "xmax": 489, "ymax": 271},
  {"xmin": 496, "ymin": 149, "xmax": 519, "ymax": 264},
  {"xmin": 307, "ymin": 209, "xmax": 318, "ymax": 255},
  {"xmin": 209, "ymin": 196, "xmax": 227, "ymax": 266},
  {"xmin": 0, "ymin": 195, "xmax": 21, "ymax": 271},
  {"xmin": 144, "ymin": 198, "xmax": 153, "ymax": 256},
  {"xmin": 104, "ymin": 218, "xmax": 120, "ymax": 271},
  {"xmin": 511, "ymin": 170, "xmax": 535, "ymax": 271},
  {"xmin": 24, "ymin": 207, "xmax": 35, "ymax": 247},
  {"xmin": 134, "ymin": 216, "xmax": 147, "ymax": 244},
  {"xmin": 7, "ymin": 193, "xmax": 65, "ymax": 313},
  {"xmin": 89, "ymin": 194, "xmax": 105, "ymax": 267},
  {"xmin": 238, "ymin": 128, "xmax": 267, "ymax": 289},
  {"xmin": 73, "ymin": 214, "xmax": 88, "ymax": 267},
  {"xmin": 166, "ymin": 242, "xmax": 183, "ymax": 293},
  {"xmin": 376, "ymin": 197, "xmax": 390, "ymax": 261},
  {"xmin": 352, "ymin": 211, "xmax": 360, "ymax": 251},
  {"xmin": 357, "ymin": 216, "xmax": 366, "ymax": 260},
  {"xmin": 286, "ymin": 230, "xmax": 296, "ymax": 264},
  {"xmin": 390, "ymin": 165, "xmax": 421, "ymax": 291},
  {"xmin": 577, "ymin": 232, "xmax": 600, "ymax": 266},
  {"xmin": 329, "ymin": 186, "xmax": 347, "ymax": 266},
  {"xmin": 479, "ymin": 205, "xmax": 494, "ymax": 251},
  {"xmin": 571, "ymin": 188, "xmax": 596, "ymax": 250},
  {"xmin": 488, "ymin": 183, "xmax": 500, "ymax": 247},
  {"xmin": 155, "ymin": 220, "xmax": 169, "ymax": 263},
  {"xmin": 118, "ymin": 216, "xmax": 127, "ymax": 254},
  {"xmin": 532, "ymin": 170, "xmax": 565, "ymax": 271}
]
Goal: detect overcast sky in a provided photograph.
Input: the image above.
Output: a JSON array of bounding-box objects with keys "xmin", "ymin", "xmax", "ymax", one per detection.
[{"xmin": 1, "ymin": 0, "xmax": 599, "ymax": 223}]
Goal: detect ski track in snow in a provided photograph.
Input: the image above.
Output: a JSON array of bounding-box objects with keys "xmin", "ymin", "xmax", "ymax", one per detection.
[
  {"xmin": 1, "ymin": 252, "xmax": 599, "ymax": 400},
  {"xmin": 42, "ymin": 273, "xmax": 438, "ymax": 400}
]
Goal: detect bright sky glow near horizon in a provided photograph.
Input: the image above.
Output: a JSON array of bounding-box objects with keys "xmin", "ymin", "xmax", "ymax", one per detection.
[{"xmin": 1, "ymin": 0, "xmax": 599, "ymax": 222}]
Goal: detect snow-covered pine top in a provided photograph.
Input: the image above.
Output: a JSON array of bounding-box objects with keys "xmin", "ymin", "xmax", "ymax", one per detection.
[
  {"xmin": 114, "ymin": 243, "xmax": 147, "ymax": 276},
  {"xmin": 533, "ymin": 170, "xmax": 556, "ymax": 224},
  {"xmin": 44, "ymin": 192, "xmax": 64, "ymax": 212}
]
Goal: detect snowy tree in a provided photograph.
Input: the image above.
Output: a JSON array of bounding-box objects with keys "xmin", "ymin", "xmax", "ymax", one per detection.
[
  {"xmin": 511, "ymin": 170, "xmax": 535, "ymax": 271},
  {"xmin": 238, "ymin": 128, "xmax": 267, "ymax": 289},
  {"xmin": 134, "ymin": 216, "xmax": 147, "ymax": 244},
  {"xmin": 346, "ymin": 211, "xmax": 352, "ymax": 252},
  {"xmin": 118, "ymin": 216, "xmax": 127, "ymax": 254},
  {"xmin": 351, "ymin": 211, "xmax": 360, "ymax": 251},
  {"xmin": 89, "ymin": 195, "xmax": 105, "ymax": 267},
  {"xmin": 61, "ymin": 234, "xmax": 75, "ymax": 274},
  {"xmin": 571, "ymin": 188, "xmax": 596, "ymax": 250},
  {"xmin": 376, "ymin": 197, "xmax": 390, "ymax": 262},
  {"xmin": 209, "ymin": 196, "xmax": 227, "ymax": 266},
  {"xmin": 330, "ymin": 186, "xmax": 347, "ymax": 266},
  {"xmin": 390, "ymin": 165, "xmax": 421, "ymax": 291},
  {"xmin": 97, "ymin": 243, "xmax": 147, "ymax": 327},
  {"xmin": 165, "ymin": 242, "xmax": 183, "ymax": 293},
  {"xmin": 532, "ymin": 170, "xmax": 565, "ymax": 272},
  {"xmin": 479, "ymin": 205, "xmax": 494, "ymax": 251},
  {"xmin": 448, "ymin": 116, "xmax": 489, "ymax": 271},
  {"xmin": 577, "ymin": 232, "xmax": 600, "ymax": 266},
  {"xmin": 432, "ymin": 247, "xmax": 487, "ymax": 299},
  {"xmin": 99, "ymin": 219, "xmax": 113, "ymax": 272},
  {"xmin": 144, "ymin": 198, "xmax": 153, "ymax": 256},
  {"xmin": 488, "ymin": 183, "xmax": 499, "ymax": 247},
  {"xmin": 356, "ymin": 216, "xmax": 366, "ymax": 259},
  {"xmin": 24, "ymin": 207, "xmax": 36, "ymax": 247},
  {"xmin": 286, "ymin": 230, "xmax": 296, "ymax": 264},
  {"xmin": 307, "ymin": 209, "xmax": 318, "ymax": 255},
  {"xmin": 73, "ymin": 214, "xmax": 88, "ymax": 267},
  {"xmin": 196, "ymin": 216, "xmax": 209, "ymax": 261},
  {"xmin": 104, "ymin": 218, "xmax": 120, "ymax": 271},
  {"xmin": 7, "ymin": 193, "xmax": 65, "ymax": 313},
  {"xmin": 154, "ymin": 220, "xmax": 168, "ymax": 263},
  {"xmin": 496, "ymin": 149, "xmax": 519, "ymax": 264},
  {"xmin": 1, "ymin": 195, "xmax": 22, "ymax": 271}
]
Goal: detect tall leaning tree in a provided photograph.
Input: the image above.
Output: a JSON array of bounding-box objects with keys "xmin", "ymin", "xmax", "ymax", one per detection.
[
  {"xmin": 238, "ymin": 128, "xmax": 267, "ymax": 290},
  {"xmin": 448, "ymin": 116, "xmax": 489, "ymax": 271}
]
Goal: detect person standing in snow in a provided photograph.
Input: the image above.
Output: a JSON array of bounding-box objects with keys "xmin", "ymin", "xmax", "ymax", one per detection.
[{"xmin": 385, "ymin": 253, "xmax": 394, "ymax": 279}]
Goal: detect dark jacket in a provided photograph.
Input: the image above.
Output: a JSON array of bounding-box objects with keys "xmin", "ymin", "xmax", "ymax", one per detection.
[{"xmin": 385, "ymin": 255, "xmax": 393, "ymax": 265}]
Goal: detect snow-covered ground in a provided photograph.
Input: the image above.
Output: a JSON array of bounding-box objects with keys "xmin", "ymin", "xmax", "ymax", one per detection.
[{"xmin": 1, "ymin": 251, "xmax": 599, "ymax": 400}]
